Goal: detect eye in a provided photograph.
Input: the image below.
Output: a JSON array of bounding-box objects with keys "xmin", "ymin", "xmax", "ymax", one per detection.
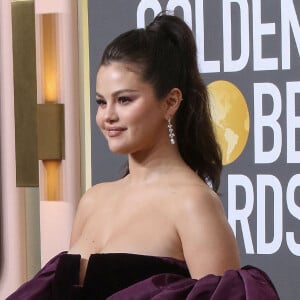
[
  {"xmin": 118, "ymin": 96, "xmax": 132, "ymax": 104},
  {"xmin": 96, "ymin": 98, "xmax": 106, "ymax": 107}
]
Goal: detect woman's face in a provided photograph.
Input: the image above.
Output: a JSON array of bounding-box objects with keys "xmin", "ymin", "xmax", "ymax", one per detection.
[{"xmin": 96, "ymin": 62, "xmax": 168, "ymax": 154}]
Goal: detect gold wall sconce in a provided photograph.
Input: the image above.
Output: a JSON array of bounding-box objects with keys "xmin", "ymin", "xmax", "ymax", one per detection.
[
  {"xmin": 39, "ymin": 13, "xmax": 64, "ymax": 200},
  {"xmin": 12, "ymin": 1, "xmax": 64, "ymax": 200}
]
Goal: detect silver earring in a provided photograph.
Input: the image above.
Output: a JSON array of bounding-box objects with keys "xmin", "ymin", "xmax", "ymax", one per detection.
[{"xmin": 168, "ymin": 118, "xmax": 175, "ymax": 145}]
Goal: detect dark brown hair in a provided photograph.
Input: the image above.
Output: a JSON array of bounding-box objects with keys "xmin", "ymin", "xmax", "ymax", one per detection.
[{"xmin": 100, "ymin": 12, "xmax": 222, "ymax": 191}]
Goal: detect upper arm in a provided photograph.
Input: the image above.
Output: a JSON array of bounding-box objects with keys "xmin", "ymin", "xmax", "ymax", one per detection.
[{"xmin": 176, "ymin": 190, "xmax": 240, "ymax": 279}]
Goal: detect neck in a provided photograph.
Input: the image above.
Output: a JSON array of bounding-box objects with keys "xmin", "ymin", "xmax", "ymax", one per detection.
[{"xmin": 126, "ymin": 142, "xmax": 186, "ymax": 184}]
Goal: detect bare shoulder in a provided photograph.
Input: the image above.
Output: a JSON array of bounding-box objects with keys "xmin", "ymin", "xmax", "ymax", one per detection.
[
  {"xmin": 75, "ymin": 180, "xmax": 119, "ymax": 211},
  {"xmin": 174, "ymin": 183, "xmax": 228, "ymax": 241},
  {"xmin": 75, "ymin": 183, "xmax": 105, "ymax": 213},
  {"xmin": 174, "ymin": 182, "xmax": 241, "ymax": 279},
  {"xmin": 176, "ymin": 183, "xmax": 224, "ymax": 218}
]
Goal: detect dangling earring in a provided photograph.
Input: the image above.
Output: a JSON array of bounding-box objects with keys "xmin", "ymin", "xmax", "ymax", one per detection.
[{"xmin": 168, "ymin": 118, "xmax": 175, "ymax": 145}]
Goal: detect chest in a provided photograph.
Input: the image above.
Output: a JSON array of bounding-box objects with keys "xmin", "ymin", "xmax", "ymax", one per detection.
[{"xmin": 75, "ymin": 196, "xmax": 182, "ymax": 259}]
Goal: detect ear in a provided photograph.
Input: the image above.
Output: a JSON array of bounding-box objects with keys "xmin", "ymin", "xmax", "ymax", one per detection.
[{"xmin": 163, "ymin": 88, "xmax": 183, "ymax": 120}]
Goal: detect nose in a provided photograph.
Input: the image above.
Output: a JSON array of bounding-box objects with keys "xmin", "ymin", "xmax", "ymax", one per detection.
[{"xmin": 102, "ymin": 103, "xmax": 118, "ymax": 123}]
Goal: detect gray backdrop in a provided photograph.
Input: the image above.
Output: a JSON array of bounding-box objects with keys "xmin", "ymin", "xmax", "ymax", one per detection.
[{"xmin": 88, "ymin": 1, "xmax": 300, "ymax": 298}]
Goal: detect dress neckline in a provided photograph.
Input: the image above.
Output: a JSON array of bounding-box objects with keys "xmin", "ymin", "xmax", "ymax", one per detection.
[{"xmin": 89, "ymin": 252, "xmax": 186, "ymax": 264}]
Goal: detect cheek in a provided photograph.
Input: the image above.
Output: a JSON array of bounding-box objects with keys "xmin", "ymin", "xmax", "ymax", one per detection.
[
  {"xmin": 125, "ymin": 109, "xmax": 151, "ymax": 133},
  {"xmin": 128, "ymin": 107, "xmax": 164, "ymax": 135},
  {"xmin": 128, "ymin": 101, "xmax": 160, "ymax": 123},
  {"xmin": 95, "ymin": 108, "xmax": 104, "ymax": 129}
]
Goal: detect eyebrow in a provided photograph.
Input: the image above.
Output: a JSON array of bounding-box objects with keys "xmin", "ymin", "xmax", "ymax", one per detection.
[{"xmin": 96, "ymin": 89, "xmax": 139, "ymax": 98}]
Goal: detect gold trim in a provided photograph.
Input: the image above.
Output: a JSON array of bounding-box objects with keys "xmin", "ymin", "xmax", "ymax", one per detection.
[{"xmin": 78, "ymin": 0, "xmax": 92, "ymax": 192}]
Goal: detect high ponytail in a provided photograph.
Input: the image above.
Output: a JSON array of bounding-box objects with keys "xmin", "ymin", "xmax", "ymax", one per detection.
[{"xmin": 100, "ymin": 12, "xmax": 222, "ymax": 191}]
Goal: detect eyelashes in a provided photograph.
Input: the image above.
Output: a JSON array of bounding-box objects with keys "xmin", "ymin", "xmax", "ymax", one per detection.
[
  {"xmin": 118, "ymin": 96, "xmax": 133, "ymax": 104},
  {"xmin": 96, "ymin": 96, "xmax": 134, "ymax": 107},
  {"xmin": 96, "ymin": 98, "xmax": 106, "ymax": 107}
]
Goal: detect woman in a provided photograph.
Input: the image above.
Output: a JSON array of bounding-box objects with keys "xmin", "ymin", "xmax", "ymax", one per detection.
[{"xmin": 8, "ymin": 12, "xmax": 279, "ymax": 300}]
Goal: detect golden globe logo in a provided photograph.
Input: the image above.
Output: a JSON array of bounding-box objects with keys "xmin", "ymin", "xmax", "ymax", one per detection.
[{"xmin": 208, "ymin": 80, "xmax": 250, "ymax": 165}]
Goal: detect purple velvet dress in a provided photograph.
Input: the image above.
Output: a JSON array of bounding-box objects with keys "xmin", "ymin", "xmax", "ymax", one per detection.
[{"xmin": 7, "ymin": 252, "xmax": 279, "ymax": 300}]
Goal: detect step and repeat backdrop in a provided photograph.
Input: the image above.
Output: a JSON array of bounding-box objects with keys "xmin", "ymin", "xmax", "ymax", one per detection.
[{"xmin": 87, "ymin": 1, "xmax": 300, "ymax": 298}]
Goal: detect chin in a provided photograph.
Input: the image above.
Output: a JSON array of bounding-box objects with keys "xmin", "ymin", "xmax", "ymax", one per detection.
[
  {"xmin": 109, "ymin": 149, "xmax": 128, "ymax": 155},
  {"xmin": 109, "ymin": 143, "xmax": 141, "ymax": 155},
  {"xmin": 108, "ymin": 144, "xmax": 131, "ymax": 155}
]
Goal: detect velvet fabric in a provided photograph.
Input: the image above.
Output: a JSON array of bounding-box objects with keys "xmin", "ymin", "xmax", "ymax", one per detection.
[{"xmin": 6, "ymin": 252, "xmax": 279, "ymax": 300}]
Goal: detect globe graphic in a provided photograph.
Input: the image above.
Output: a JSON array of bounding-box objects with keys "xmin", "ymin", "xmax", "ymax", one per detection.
[{"xmin": 207, "ymin": 80, "xmax": 250, "ymax": 165}]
